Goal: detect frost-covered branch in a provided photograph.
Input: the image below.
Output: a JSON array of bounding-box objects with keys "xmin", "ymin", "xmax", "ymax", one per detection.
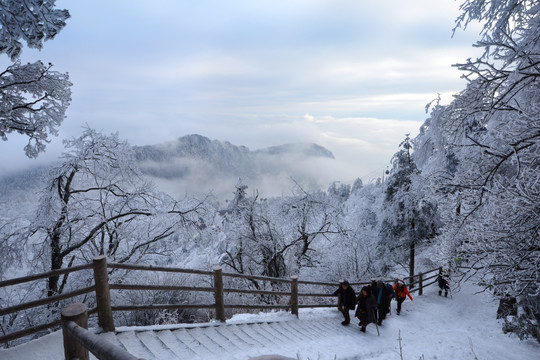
[{"xmin": 0, "ymin": 61, "xmax": 71, "ymax": 157}]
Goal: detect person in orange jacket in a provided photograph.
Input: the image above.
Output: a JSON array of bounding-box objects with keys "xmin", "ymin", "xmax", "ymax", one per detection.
[{"xmin": 393, "ymin": 279, "xmax": 413, "ymax": 315}]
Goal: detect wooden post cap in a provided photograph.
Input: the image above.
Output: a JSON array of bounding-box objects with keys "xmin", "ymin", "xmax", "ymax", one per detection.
[
  {"xmin": 213, "ymin": 265, "xmax": 222, "ymax": 271},
  {"xmin": 61, "ymin": 303, "xmax": 87, "ymax": 318},
  {"xmin": 93, "ymin": 255, "xmax": 107, "ymax": 261}
]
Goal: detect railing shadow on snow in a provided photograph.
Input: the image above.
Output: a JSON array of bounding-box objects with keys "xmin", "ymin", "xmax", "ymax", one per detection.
[{"xmin": 0, "ymin": 255, "xmax": 441, "ymax": 359}]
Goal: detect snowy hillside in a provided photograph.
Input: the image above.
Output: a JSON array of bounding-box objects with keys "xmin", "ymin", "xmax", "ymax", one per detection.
[
  {"xmin": 133, "ymin": 134, "xmax": 337, "ymax": 200},
  {"xmin": 1, "ymin": 281, "xmax": 537, "ymax": 360}
]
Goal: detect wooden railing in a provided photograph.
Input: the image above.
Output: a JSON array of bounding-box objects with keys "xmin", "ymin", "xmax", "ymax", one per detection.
[
  {"xmin": 0, "ymin": 263, "xmax": 96, "ymax": 343},
  {"xmin": 1, "ymin": 256, "xmax": 442, "ymax": 358},
  {"xmin": 61, "ymin": 302, "xmax": 142, "ymax": 360}
]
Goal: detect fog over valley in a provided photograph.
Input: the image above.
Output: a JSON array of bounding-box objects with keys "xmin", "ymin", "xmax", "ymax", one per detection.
[{"xmin": 1, "ymin": 134, "xmax": 358, "ymax": 204}]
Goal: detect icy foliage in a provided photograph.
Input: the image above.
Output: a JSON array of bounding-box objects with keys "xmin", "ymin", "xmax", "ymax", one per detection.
[
  {"xmin": 0, "ymin": 61, "xmax": 72, "ymax": 157},
  {"xmin": 27, "ymin": 128, "xmax": 204, "ymax": 296},
  {"xmin": 414, "ymin": 0, "xmax": 540, "ymax": 341},
  {"xmin": 0, "ymin": 1, "xmax": 72, "ymax": 157},
  {"xmin": 0, "ymin": 0, "xmax": 69, "ymax": 60},
  {"xmin": 379, "ymin": 135, "xmax": 441, "ymax": 279}
]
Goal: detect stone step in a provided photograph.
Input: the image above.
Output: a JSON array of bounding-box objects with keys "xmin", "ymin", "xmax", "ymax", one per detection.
[{"xmin": 101, "ymin": 315, "xmax": 343, "ymax": 359}]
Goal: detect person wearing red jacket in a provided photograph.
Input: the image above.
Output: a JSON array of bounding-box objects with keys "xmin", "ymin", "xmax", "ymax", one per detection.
[{"xmin": 393, "ymin": 279, "xmax": 413, "ymax": 315}]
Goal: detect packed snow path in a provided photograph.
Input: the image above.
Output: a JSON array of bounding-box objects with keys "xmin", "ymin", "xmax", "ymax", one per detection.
[{"xmin": 1, "ymin": 281, "xmax": 538, "ymax": 359}]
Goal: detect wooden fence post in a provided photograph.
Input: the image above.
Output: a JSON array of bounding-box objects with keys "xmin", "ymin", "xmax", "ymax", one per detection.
[
  {"xmin": 290, "ymin": 275, "xmax": 298, "ymax": 317},
  {"xmin": 61, "ymin": 302, "xmax": 89, "ymax": 360},
  {"xmin": 409, "ymin": 274, "xmax": 415, "ymax": 290},
  {"xmin": 418, "ymin": 272, "xmax": 424, "ymax": 296},
  {"xmin": 93, "ymin": 256, "xmax": 115, "ymax": 332},
  {"xmin": 213, "ymin": 266, "xmax": 226, "ymax": 322},
  {"xmin": 336, "ymin": 279, "xmax": 343, "ymax": 311}
]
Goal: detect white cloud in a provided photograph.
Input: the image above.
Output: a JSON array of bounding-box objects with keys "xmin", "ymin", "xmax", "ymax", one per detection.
[
  {"xmin": 1, "ymin": 0, "xmax": 483, "ymax": 191},
  {"xmin": 304, "ymin": 113, "xmax": 315, "ymax": 122}
]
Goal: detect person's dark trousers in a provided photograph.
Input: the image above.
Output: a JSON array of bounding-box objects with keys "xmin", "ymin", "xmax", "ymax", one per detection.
[
  {"xmin": 377, "ymin": 304, "xmax": 386, "ymax": 324},
  {"xmin": 396, "ymin": 297, "xmax": 405, "ymax": 314},
  {"xmin": 439, "ymin": 287, "xmax": 448, "ymax": 297},
  {"xmin": 341, "ymin": 308, "xmax": 351, "ymax": 324}
]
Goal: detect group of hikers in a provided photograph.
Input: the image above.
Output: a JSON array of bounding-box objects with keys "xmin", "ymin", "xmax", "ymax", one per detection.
[{"xmin": 333, "ymin": 272, "xmax": 450, "ymax": 333}]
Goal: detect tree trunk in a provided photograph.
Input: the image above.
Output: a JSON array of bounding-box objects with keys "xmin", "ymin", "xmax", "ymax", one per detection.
[
  {"xmin": 48, "ymin": 233, "xmax": 63, "ymax": 297},
  {"xmin": 409, "ymin": 242, "xmax": 415, "ymax": 289}
]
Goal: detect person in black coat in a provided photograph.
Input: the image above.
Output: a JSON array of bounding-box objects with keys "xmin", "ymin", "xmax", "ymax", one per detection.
[
  {"xmin": 373, "ymin": 280, "xmax": 394, "ymax": 325},
  {"xmin": 437, "ymin": 273, "xmax": 450, "ymax": 297},
  {"xmin": 333, "ymin": 280, "xmax": 356, "ymax": 325},
  {"xmin": 355, "ymin": 286, "xmax": 377, "ymax": 332}
]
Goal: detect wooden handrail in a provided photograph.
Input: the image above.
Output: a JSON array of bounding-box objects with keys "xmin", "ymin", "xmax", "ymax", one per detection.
[
  {"xmin": 298, "ymin": 280, "xmax": 344, "ymax": 286},
  {"xmin": 298, "ymin": 304, "xmax": 338, "ymax": 309},
  {"xmin": 64, "ymin": 321, "xmax": 143, "ymax": 360},
  {"xmin": 107, "ymin": 262, "xmax": 214, "ymax": 276},
  {"xmin": 423, "ymin": 273, "xmax": 440, "ymax": 282},
  {"xmin": 298, "ymin": 292, "xmax": 335, "ymax": 297},
  {"xmin": 0, "ymin": 260, "xmax": 443, "ymax": 347},
  {"xmin": 62, "ymin": 303, "xmax": 142, "ymax": 360},
  {"xmin": 224, "ymin": 288, "xmax": 292, "ymax": 296},
  {"xmin": 0, "ymin": 285, "xmax": 95, "ymax": 316},
  {"xmin": 110, "ymin": 283, "xmax": 215, "ymax": 293},
  {"xmin": 410, "ymin": 279, "xmax": 438, "ymax": 293},
  {"xmin": 222, "ymin": 271, "xmax": 293, "ymax": 283},
  {"xmin": 224, "ymin": 304, "xmax": 291, "ymax": 310},
  {"xmin": 0, "ymin": 318, "xmax": 62, "ymax": 344},
  {"xmin": 0, "ymin": 263, "xmax": 93, "ymax": 288},
  {"xmin": 111, "ymin": 304, "xmax": 216, "ymax": 312}
]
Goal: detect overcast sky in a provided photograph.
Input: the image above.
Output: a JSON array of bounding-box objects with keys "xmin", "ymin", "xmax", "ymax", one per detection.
[{"xmin": 0, "ymin": 0, "xmax": 482, "ymax": 183}]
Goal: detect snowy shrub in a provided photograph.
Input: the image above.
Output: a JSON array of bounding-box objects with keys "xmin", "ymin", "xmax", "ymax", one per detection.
[{"xmin": 111, "ymin": 270, "xmax": 212, "ymax": 327}]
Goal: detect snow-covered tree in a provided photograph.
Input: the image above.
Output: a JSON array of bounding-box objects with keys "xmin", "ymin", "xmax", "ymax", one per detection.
[
  {"xmin": 327, "ymin": 181, "xmax": 351, "ymax": 202},
  {"xmin": 380, "ymin": 135, "xmax": 440, "ymax": 285},
  {"xmin": 27, "ymin": 128, "xmax": 204, "ymax": 296},
  {"xmin": 217, "ymin": 181, "xmax": 349, "ymax": 284},
  {"xmin": 219, "ymin": 183, "xmax": 289, "ymax": 282},
  {"xmin": 0, "ymin": 220, "xmax": 25, "ymax": 280},
  {"xmin": 0, "ymin": 0, "xmax": 72, "ymax": 157},
  {"xmin": 338, "ymin": 182, "xmax": 384, "ymax": 280},
  {"xmin": 412, "ymin": 0, "xmax": 539, "ymax": 341},
  {"xmin": 284, "ymin": 185, "xmax": 347, "ymax": 273},
  {"xmin": 350, "ymin": 177, "xmax": 363, "ymax": 194}
]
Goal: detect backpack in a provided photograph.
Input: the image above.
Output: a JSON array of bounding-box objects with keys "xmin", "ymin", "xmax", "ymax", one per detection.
[
  {"xmin": 395, "ymin": 284, "xmax": 405, "ymax": 298},
  {"xmin": 438, "ymin": 275, "xmax": 448, "ymax": 288},
  {"xmin": 386, "ymin": 283, "xmax": 396, "ymax": 298}
]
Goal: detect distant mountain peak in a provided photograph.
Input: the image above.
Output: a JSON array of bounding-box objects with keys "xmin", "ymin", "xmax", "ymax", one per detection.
[
  {"xmin": 0, "ymin": 134, "xmax": 338, "ymax": 203},
  {"xmin": 256, "ymin": 143, "xmax": 335, "ymax": 159},
  {"xmin": 134, "ymin": 134, "xmax": 334, "ymax": 163}
]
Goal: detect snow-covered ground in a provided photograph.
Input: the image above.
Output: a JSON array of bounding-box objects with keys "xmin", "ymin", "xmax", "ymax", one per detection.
[{"xmin": 1, "ymin": 281, "xmax": 538, "ymax": 360}]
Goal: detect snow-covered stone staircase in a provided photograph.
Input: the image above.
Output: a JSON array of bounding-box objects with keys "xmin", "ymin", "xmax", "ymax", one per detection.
[{"xmin": 100, "ymin": 313, "xmax": 356, "ymax": 359}]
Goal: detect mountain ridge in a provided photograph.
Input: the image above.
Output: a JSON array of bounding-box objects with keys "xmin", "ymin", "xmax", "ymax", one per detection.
[
  {"xmin": 133, "ymin": 134, "xmax": 334, "ymax": 164},
  {"xmin": 1, "ymin": 134, "xmax": 337, "ymax": 201}
]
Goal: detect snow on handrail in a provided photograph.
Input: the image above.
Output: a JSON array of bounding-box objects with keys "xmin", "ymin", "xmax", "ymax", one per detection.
[{"xmin": 62, "ymin": 303, "xmax": 143, "ymax": 360}]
